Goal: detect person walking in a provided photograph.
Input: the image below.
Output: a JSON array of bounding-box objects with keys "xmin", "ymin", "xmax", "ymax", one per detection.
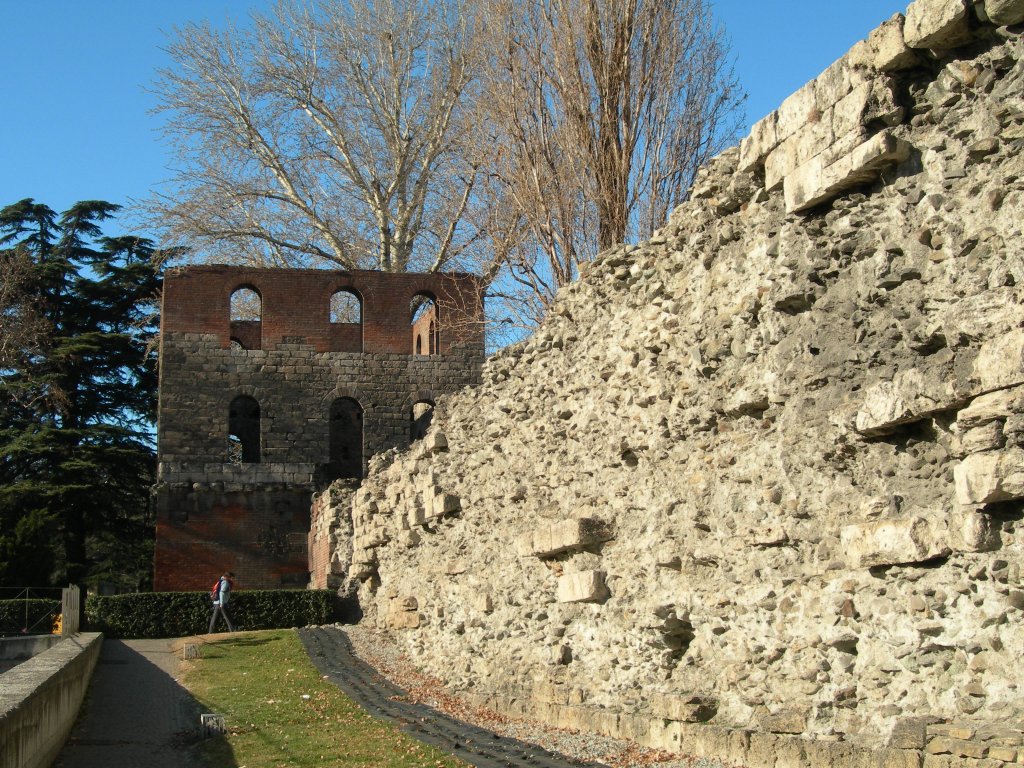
[{"xmin": 208, "ymin": 571, "xmax": 236, "ymax": 633}]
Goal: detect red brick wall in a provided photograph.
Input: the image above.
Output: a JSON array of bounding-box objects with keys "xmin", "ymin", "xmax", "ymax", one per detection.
[
  {"xmin": 307, "ymin": 492, "xmax": 332, "ymax": 591},
  {"xmin": 154, "ymin": 488, "xmax": 312, "ymax": 592},
  {"xmin": 162, "ymin": 265, "xmax": 484, "ymax": 354}
]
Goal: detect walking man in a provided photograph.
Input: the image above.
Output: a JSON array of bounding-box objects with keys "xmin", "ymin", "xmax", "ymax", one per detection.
[{"xmin": 209, "ymin": 571, "xmax": 236, "ymax": 633}]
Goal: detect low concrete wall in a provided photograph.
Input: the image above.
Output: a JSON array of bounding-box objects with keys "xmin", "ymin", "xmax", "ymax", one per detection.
[
  {"xmin": 0, "ymin": 633, "xmax": 103, "ymax": 768},
  {"xmin": 0, "ymin": 636, "xmax": 62, "ymax": 662}
]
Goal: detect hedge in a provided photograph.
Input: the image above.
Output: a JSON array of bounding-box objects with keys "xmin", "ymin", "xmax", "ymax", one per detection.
[
  {"xmin": 0, "ymin": 599, "xmax": 61, "ymax": 636},
  {"xmin": 86, "ymin": 590, "xmax": 336, "ymax": 639}
]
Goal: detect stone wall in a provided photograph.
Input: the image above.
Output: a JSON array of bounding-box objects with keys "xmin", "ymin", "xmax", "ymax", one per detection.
[
  {"xmin": 323, "ymin": 1, "xmax": 1024, "ymax": 765},
  {"xmin": 0, "ymin": 633, "xmax": 103, "ymax": 768},
  {"xmin": 153, "ymin": 266, "xmax": 484, "ymax": 591}
]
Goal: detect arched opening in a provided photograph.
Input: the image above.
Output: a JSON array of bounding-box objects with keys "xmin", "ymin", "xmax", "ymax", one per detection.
[
  {"xmin": 330, "ymin": 290, "xmax": 361, "ymax": 324},
  {"xmin": 329, "ymin": 289, "xmax": 363, "ymax": 352},
  {"xmin": 410, "ymin": 399, "xmax": 435, "ymax": 443},
  {"xmin": 230, "ymin": 286, "xmax": 262, "ymax": 350},
  {"xmin": 228, "ymin": 395, "xmax": 261, "ymax": 463},
  {"xmin": 328, "ymin": 397, "xmax": 363, "ymax": 479},
  {"xmin": 411, "ymin": 293, "xmax": 439, "ymax": 356}
]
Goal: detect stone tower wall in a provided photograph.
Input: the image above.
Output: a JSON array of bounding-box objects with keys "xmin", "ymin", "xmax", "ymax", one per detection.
[
  {"xmin": 153, "ymin": 266, "xmax": 484, "ymax": 592},
  {"xmin": 323, "ymin": 1, "xmax": 1024, "ymax": 766}
]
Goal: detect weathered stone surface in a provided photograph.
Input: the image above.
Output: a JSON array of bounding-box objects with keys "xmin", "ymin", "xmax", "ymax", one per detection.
[
  {"xmin": 320, "ymin": 6, "xmax": 1024, "ymax": 765},
  {"xmin": 955, "ymin": 448, "xmax": 1024, "ymax": 504},
  {"xmin": 904, "ymin": 0, "xmax": 972, "ymax": 49}
]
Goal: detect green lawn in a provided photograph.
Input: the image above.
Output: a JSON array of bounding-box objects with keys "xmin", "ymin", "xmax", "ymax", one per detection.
[{"xmin": 181, "ymin": 629, "xmax": 470, "ymax": 768}]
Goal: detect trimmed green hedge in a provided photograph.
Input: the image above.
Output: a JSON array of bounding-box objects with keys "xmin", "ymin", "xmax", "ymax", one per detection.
[
  {"xmin": 0, "ymin": 599, "xmax": 61, "ymax": 636},
  {"xmin": 86, "ymin": 590, "xmax": 336, "ymax": 639}
]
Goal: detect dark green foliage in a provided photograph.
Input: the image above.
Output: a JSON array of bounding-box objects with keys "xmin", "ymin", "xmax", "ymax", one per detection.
[
  {"xmin": 0, "ymin": 598, "xmax": 61, "ymax": 636},
  {"xmin": 86, "ymin": 590, "xmax": 336, "ymax": 639},
  {"xmin": 0, "ymin": 199, "xmax": 166, "ymax": 591}
]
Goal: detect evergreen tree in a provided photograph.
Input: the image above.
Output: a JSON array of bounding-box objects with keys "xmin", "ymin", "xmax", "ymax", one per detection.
[{"xmin": 0, "ymin": 200, "xmax": 164, "ymax": 590}]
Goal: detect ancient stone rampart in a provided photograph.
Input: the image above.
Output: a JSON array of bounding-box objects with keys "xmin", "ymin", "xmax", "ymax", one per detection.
[{"xmin": 324, "ymin": 1, "xmax": 1024, "ymax": 765}]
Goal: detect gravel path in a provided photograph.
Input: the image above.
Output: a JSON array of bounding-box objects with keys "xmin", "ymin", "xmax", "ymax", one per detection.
[{"xmin": 299, "ymin": 625, "xmax": 737, "ymax": 768}]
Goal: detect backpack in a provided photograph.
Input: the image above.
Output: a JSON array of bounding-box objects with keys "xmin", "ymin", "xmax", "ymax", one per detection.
[{"xmin": 210, "ymin": 579, "xmax": 221, "ymax": 602}]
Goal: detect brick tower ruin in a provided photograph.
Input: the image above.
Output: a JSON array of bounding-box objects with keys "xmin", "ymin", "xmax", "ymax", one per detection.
[{"xmin": 152, "ymin": 265, "xmax": 484, "ymax": 591}]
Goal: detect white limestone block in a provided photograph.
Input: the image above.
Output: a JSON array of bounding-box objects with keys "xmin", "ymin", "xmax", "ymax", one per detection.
[
  {"xmin": 841, "ymin": 517, "xmax": 950, "ymax": 568},
  {"xmin": 955, "ymin": 509, "xmax": 1000, "ymax": 552},
  {"xmin": 738, "ymin": 112, "xmax": 780, "ymax": 172},
  {"xmin": 871, "ymin": 15, "xmax": 921, "ymax": 71},
  {"xmin": 775, "ymin": 81, "xmax": 818, "ymax": 146},
  {"xmin": 854, "ymin": 368, "xmax": 958, "ymax": 435},
  {"xmin": 957, "ymin": 387, "xmax": 1024, "ymax": 429},
  {"xmin": 831, "ymin": 82, "xmax": 874, "ymax": 138},
  {"xmin": 785, "ymin": 130, "xmax": 911, "ymax": 213},
  {"xmin": 650, "ymin": 693, "xmax": 717, "ymax": 723},
  {"xmin": 904, "ymin": 0, "xmax": 972, "ymax": 49},
  {"xmin": 556, "ymin": 570, "xmax": 609, "ymax": 603},
  {"xmin": 522, "ymin": 518, "xmax": 613, "ymax": 557},
  {"xmin": 428, "ymin": 492, "xmax": 460, "ymax": 519},
  {"xmin": 955, "ymin": 448, "xmax": 1024, "ymax": 504},
  {"xmin": 974, "ymin": 330, "xmax": 1024, "ymax": 392},
  {"xmin": 814, "ymin": 56, "xmax": 859, "ymax": 112}
]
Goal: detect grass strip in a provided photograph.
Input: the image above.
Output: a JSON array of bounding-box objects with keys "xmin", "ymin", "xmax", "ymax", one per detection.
[{"xmin": 181, "ymin": 629, "xmax": 470, "ymax": 768}]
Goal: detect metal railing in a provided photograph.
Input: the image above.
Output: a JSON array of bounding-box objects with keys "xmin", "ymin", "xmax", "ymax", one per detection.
[{"xmin": 0, "ymin": 587, "xmax": 67, "ymax": 637}]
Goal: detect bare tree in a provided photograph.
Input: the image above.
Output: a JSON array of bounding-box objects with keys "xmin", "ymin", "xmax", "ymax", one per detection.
[
  {"xmin": 478, "ymin": 0, "xmax": 744, "ymax": 326},
  {"xmin": 145, "ymin": 0, "xmax": 485, "ymax": 273},
  {"xmin": 0, "ymin": 246, "xmax": 47, "ymax": 373}
]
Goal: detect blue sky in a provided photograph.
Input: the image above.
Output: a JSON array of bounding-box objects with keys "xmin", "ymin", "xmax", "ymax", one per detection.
[{"xmin": 0, "ymin": 1, "xmax": 906, "ymax": 230}]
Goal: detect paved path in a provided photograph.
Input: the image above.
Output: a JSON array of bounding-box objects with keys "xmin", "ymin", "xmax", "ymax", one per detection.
[
  {"xmin": 53, "ymin": 638, "xmax": 204, "ymax": 768},
  {"xmin": 299, "ymin": 626, "xmax": 605, "ymax": 768}
]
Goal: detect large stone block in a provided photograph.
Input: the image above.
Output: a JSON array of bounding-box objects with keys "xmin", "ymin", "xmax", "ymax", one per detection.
[
  {"xmin": 957, "ymin": 387, "xmax": 1024, "ymax": 430},
  {"xmin": 864, "ymin": 14, "xmax": 921, "ymax": 71},
  {"xmin": 904, "ymin": 0, "xmax": 972, "ymax": 49},
  {"xmin": 974, "ymin": 330, "xmax": 1024, "ymax": 392},
  {"xmin": 518, "ymin": 518, "xmax": 613, "ymax": 557},
  {"xmin": 841, "ymin": 517, "xmax": 950, "ymax": 568},
  {"xmin": 855, "ymin": 368, "xmax": 959, "ymax": 436},
  {"xmin": 986, "ymin": 0, "xmax": 1024, "ymax": 25},
  {"xmin": 650, "ymin": 693, "xmax": 717, "ymax": 722},
  {"xmin": 556, "ymin": 570, "xmax": 609, "ymax": 603},
  {"xmin": 785, "ymin": 130, "xmax": 911, "ymax": 213},
  {"xmin": 954, "ymin": 448, "xmax": 1024, "ymax": 504},
  {"xmin": 776, "ymin": 81, "xmax": 819, "ymax": 148},
  {"xmin": 738, "ymin": 111, "xmax": 779, "ymax": 171}
]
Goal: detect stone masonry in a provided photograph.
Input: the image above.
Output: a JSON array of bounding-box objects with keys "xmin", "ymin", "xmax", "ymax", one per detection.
[
  {"xmin": 316, "ymin": 1, "xmax": 1024, "ymax": 766},
  {"xmin": 152, "ymin": 265, "xmax": 484, "ymax": 592}
]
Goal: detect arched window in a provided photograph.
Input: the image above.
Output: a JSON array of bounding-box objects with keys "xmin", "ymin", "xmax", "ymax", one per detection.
[
  {"xmin": 230, "ymin": 287, "xmax": 261, "ymax": 321},
  {"xmin": 329, "ymin": 289, "xmax": 362, "ymax": 352},
  {"xmin": 328, "ymin": 397, "xmax": 363, "ymax": 479},
  {"xmin": 228, "ymin": 395, "xmax": 260, "ymax": 463},
  {"xmin": 330, "ymin": 290, "xmax": 361, "ymax": 324},
  {"xmin": 411, "ymin": 293, "xmax": 439, "ymax": 356},
  {"xmin": 230, "ymin": 286, "xmax": 262, "ymax": 350},
  {"xmin": 410, "ymin": 400, "xmax": 435, "ymax": 443}
]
